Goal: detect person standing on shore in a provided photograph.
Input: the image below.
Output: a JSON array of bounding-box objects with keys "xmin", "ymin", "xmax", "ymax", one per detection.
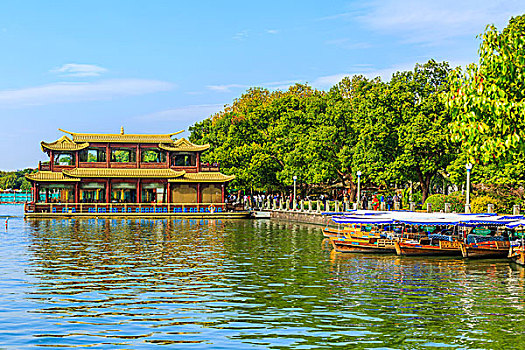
[
  {"xmin": 361, "ymin": 194, "xmax": 368, "ymax": 210},
  {"xmin": 387, "ymin": 195, "xmax": 393, "ymax": 211},
  {"xmin": 372, "ymin": 195, "xmax": 380, "ymax": 210}
]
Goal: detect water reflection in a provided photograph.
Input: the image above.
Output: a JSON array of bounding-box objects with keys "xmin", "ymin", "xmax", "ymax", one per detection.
[{"xmin": 0, "ymin": 216, "xmax": 522, "ymax": 348}]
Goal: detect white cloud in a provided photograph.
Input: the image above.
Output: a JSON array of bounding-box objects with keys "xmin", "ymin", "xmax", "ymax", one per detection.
[
  {"xmin": 327, "ymin": 0, "xmax": 524, "ymax": 44},
  {"xmin": 207, "ymin": 84, "xmax": 247, "ymax": 93},
  {"xmin": 266, "ymin": 29, "xmax": 279, "ymax": 34},
  {"xmin": 0, "ymin": 79, "xmax": 174, "ymax": 108},
  {"xmin": 137, "ymin": 104, "xmax": 224, "ymax": 122},
  {"xmin": 51, "ymin": 63, "xmax": 108, "ymax": 77},
  {"xmin": 233, "ymin": 30, "xmax": 249, "ymax": 41}
]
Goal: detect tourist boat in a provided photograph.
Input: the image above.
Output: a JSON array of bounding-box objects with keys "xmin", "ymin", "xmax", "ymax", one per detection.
[
  {"xmin": 322, "ymin": 223, "xmax": 383, "ymax": 240},
  {"xmin": 391, "ymin": 215, "xmax": 463, "ymax": 256},
  {"xmin": 506, "ymin": 220, "xmax": 525, "ymax": 265},
  {"xmin": 394, "ymin": 214, "xmax": 520, "ymax": 257},
  {"xmin": 459, "ymin": 229, "xmax": 510, "ymax": 259},
  {"xmin": 23, "ymin": 128, "xmax": 249, "ymax": 218},
  {"xmin": 394, "ymin": 239, "xmax": 463, "ymax": 256},
  {"xmin": 509, "ymin": 245, "xmax": 525, "ymax": 265},
  {"xmin": 327, "ymin": 215, "xmax": 400, "ymax": 253},
  {"xmin": 460, "ymin": 240, "xmax": 510, "ymax": 258},
  {"xmin": 330, "ymin": 236, "xmax": 397, "ymax": 254},
  {"xmin": 459, "ymin": 217, "xmax": 521, "ymax": 258}
]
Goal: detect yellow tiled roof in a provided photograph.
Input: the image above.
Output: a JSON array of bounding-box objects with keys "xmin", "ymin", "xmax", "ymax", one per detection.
[
  {"xmin": 63, "ymin": 168, "xmax": 186, "ymax": 178},
  {"xmin": 58, "ymin": 128, "xmax": 184, "ymax": 144},
  {"xmin": 168, "ymin": 172, "xmax": 235, "ymax": 183},
  {"xmin": 40, "ymin": 136, "xmax": 90, "ymax": 152},
  {"xmin": 25, "ymin": 171, "xmax": 80, "ymax": 182},
  {"xmin": 158, "ymin": 138, "xmax": 210, "ymax": 152}
]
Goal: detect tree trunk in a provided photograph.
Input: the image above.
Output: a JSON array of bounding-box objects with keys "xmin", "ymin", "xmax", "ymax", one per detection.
[
  {"xmin": 419, "ymin": 172, "xmax": 433, "ymax": 204},
  {"xmin": 345, "ymin": 174, "xmax": 357, "ymax": 202}
]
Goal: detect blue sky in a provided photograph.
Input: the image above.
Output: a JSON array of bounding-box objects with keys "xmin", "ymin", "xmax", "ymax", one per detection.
[{"xmin": 0, "ymin": 0, "xmax": 523, "ymax": 170}]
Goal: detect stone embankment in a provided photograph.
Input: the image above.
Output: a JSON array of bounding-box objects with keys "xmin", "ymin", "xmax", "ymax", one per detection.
[{"xmin": 270, "ymin": 210, "xmax": 331, "ymax": 226}]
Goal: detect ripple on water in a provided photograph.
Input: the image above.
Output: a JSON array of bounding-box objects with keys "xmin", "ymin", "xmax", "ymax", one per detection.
[{"xmin": 0, "ymin": 207, "xmax": 524, "ymax": 348}]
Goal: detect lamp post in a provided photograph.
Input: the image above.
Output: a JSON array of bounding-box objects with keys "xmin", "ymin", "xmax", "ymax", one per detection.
[
  {"xmin": 465, "ymin": 163, "xmax": 472, "ymax": 213},
  {"xmin": 356, "ymin": 171, "xmax": 362, "ymax": 209},
  {"xmin": 293, "ymin": 175, "xmax": 297, "ymax": 211}
]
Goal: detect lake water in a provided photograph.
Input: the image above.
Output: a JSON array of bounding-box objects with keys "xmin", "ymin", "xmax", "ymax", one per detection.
[{"xmin": 1, "ymin": 205, "xmax": 524, "ymax": 349}]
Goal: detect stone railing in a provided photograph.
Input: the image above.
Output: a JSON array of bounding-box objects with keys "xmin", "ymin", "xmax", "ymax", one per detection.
[{"xmin": 250, "ymin": 198, "xmax": 514, "ymax": 215}]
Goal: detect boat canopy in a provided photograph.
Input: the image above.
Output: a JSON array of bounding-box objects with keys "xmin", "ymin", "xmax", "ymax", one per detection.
[
  {"xmin": 506, "ymin": 220, "xmax": 525, "ymax": 229},
  {"xmin": 331, "ymin": 216, "xmax": 394, "ymax": 225},
  {"xmin": 331, "ymin": 211, "xmax": 525, "ymax": 227}
]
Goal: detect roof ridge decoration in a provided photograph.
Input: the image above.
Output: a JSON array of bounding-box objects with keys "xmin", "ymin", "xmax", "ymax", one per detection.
[
  {"xmin": 158, "ymin": 138, "xmax": 210, "ymax": 152},
  {"xmin": 57, "ymin": 128, "xmax": 185, "ymax": 143},
  {"xmin": 41, "ymin": 135, "xmax": 90, "ymax": 152}
]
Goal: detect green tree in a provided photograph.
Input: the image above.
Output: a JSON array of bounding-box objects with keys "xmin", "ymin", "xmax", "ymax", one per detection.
[
  {"xmin": 391, "ymin": 60, "xmax": 454, "ymax": 202},
  {"xmin": 447, "ymin": 15, "xmax": 525, "ymax": 164}
]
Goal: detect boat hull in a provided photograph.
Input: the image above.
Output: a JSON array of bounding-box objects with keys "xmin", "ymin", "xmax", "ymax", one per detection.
[
  {"xmin": 460, "ymin": 241, "xmax": 510, "ymax": 259},
  {"xmin": 331, "ymin": 238, "xmax": 396, "ymax": 254},
  {"xmin": 509, "ymin": 246, "xmax": 525, "ymax": 266},
  {"xmin": 394, "ymin": 241, "xmax": 462, "ymax": 257},
  {"xmin": 322, "ymin": 227, "xmax": 344, "ymax": 238}
]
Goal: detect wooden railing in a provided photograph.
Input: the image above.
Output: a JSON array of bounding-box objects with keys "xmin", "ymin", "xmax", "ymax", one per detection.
[
  {"xmin": 39, "ymin": 162, "xmax": 51, "ymax": 171},
  {"xmin": 26, "ymin": 202, "xmax": 230, "ymax": 214},
  {"xmin": 200, "ymin": 162, "xmax": 220, "ymax": 172}
]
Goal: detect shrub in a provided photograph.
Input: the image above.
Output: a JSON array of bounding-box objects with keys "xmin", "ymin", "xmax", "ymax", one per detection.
[
  {"xmin": 471, "ymin": 195, "xmax": 502, "ymax": 214},
  {"xmin": 447, "ymin": 192, "xmax": 466, "ymax": 213},
  {"xmin": 424, "ymin": 194, "xmax": 447, "ymax": 211},
  {"xmin": 423, "ymin": 192, "xmax": 466, "ymax": 212}
]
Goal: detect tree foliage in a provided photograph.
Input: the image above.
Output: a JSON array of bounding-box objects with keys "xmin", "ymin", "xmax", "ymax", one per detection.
[
  {"xmin": 0, "ymin": 169, "xmax": 34, "ymax": 190},
  {"xmin": 190, "ymin": 60, "xmax": 455, "ymax": 202},
  {"xmin": 447, "ymin": 15, "xmax": 525, "ymax": 164},
  {"xmin": 186, "ymin": 15, "xmax": 524, "ymax": 210}
]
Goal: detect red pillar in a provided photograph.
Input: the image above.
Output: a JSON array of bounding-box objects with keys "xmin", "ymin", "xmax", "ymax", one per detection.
[
  {"xmin": 221, "ymin": 183, "xmax": 225, "ymax": 203},
  {"xmin": 167, "ymin": 182, "xmax": 171, "ymax": 203},
  {"xmin": 136, "ymin": 146, "xmax": 140, "ymax": 168},
  {"xmin": 197, "ymin": 183, "xmax": 201, "ymax": 203},
  {"xmin": 75, "ymin": 182, "xmax": 79, "ymax": 203},
  {"xmin": 137, "ymin": 178, "xmax": 141, "ymax": 203},
  {"xmin": 106, "ymin": 144, "xmax": 110, "ymax": 168},
  {"xmin": 50, "ymin": 151, "xmax": 54, "ymax": 171},
  {"xmin": 167, "ymin": 151, "xmax": 171, "ymax": 167},
  {"xmin": 106, "ymin": 179, "xmax": 110, "ymax": 203}
]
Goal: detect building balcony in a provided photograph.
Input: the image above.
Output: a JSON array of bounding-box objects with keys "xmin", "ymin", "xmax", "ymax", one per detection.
[
  {"xmin": 200, "ymin": 162, "xmax": 220, "ymax": 172},
  {"xmin": 39, "ymin": 161, "xmax": 51, "ymax": 171}
]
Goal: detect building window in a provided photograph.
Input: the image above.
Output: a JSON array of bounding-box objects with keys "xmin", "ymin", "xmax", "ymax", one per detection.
[
  {"xmin": 79, "ymin": 148, "xmax": 106, "ymax": 162},
  {"xmin": 141, "ymin": 148, "xmax": 166, "ymax": 163},
  {"xmin": 54, "ymin": 152, "xmax": 75, "ymax": 166},
  {"xmin": 111, "ymin": 149, "xmax": 136, "ymax": 163},
  {"xmin": 172, "ymin": 153, "xmax": 196, "ymax": 166}
]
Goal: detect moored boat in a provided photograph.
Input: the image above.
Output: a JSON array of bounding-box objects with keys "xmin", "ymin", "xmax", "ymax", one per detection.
[
  {"xmin": 459, "ymin": 233, "xmax": 510, "ymax": 259},
  {"xmin": 506, "ymin": 220, "xmax": 525, "ymax": 265},
  {"xmin": 330, "ymin": 237, "xmax": 396, "ymax": 254},
  {"xmin": 509, "ymin": 245, "xmax": 525, "ymax": 265},
  {"xmin": 394, "ymin": 239, "xmax": 462, "ymax": 257}
]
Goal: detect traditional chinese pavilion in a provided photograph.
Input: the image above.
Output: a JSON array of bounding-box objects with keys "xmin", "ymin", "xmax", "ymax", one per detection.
[{"xmin": 24, "ymin": 128, "xmax": 242, "ymax": 217}]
